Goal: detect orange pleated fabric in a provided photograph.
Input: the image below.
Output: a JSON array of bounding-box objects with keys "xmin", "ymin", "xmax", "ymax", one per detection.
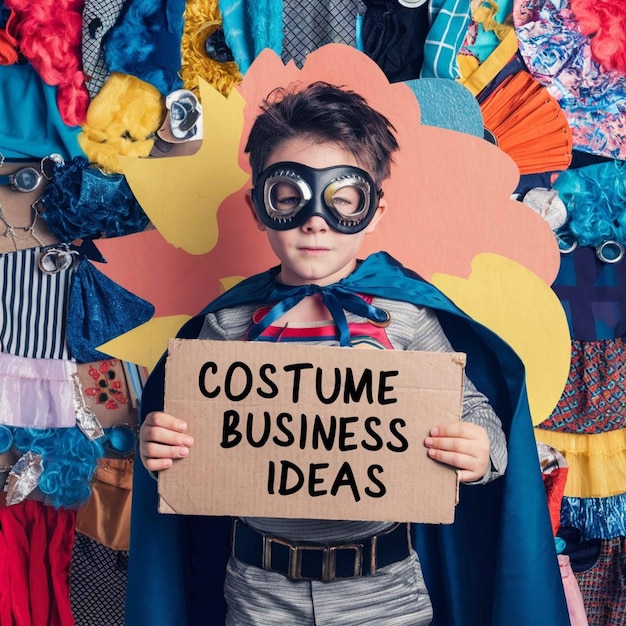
[{"xmin": 480, "ymin": 70, "xmax": 573, "ymax": 174}]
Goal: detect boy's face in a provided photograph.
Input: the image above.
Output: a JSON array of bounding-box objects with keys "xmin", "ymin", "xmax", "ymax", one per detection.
[{"xmin": 248, "ymin": 137, "xmax": 387, "ymax": 286}]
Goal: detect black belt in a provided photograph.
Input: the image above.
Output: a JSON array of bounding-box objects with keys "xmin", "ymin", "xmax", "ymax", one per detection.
[{"xmin": 231, "ymin": 519, "xmax": 411, "ymax": 582}]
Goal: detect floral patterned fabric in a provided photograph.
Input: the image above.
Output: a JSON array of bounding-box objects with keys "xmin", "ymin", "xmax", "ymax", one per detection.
[{"xmin": 513, "ymin": 0, "xmax": 626, "ymax": 160}]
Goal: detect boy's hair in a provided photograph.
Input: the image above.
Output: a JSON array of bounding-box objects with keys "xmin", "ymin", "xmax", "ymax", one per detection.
[{"xmin": 245, "ymin": 82, "xmax": 399, "ymax": 185}]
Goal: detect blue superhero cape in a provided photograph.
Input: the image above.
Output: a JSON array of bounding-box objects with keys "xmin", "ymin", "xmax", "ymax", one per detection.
[{"xmin": 127, "ymin": 251, "xmax": 570, "ymax": 626}]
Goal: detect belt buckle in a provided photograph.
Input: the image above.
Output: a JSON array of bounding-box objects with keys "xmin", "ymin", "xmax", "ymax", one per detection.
[
  {"xmin": 326, "ymin": 543, "xmax": 363, "ymax": 581},
  {"xmin": 262, "ymin": 536, "xmax": 363, "ymax": 582}
]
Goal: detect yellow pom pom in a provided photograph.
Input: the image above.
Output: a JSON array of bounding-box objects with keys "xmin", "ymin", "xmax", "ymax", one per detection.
[{"xmin": 79, "ymin": 73, "xmax": 165, "ymax": 173}]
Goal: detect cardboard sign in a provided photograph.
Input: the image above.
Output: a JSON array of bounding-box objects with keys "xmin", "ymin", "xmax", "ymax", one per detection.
[{"xmin": 159, "ymin": 339, "xmax": 465, "ymax": 524}]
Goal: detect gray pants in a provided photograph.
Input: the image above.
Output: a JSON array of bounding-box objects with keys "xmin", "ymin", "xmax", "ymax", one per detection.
[{"xmin": 224, "ymin": 550, "xmax": 433, "ymax": 625}]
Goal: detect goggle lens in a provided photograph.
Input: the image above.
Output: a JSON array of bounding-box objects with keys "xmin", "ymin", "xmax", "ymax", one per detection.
[
  {"xmin": 324, "ymin": 179, "xmax": 370, "ymax": 222},
  {"xmin": 267, "ymin": 176, "xmax": 310, "ymax": 219}
]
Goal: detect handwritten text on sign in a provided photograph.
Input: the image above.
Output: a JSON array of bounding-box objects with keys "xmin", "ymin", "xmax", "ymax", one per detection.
[{"xmin": 159, "ymin": 339, "xmax": 464, "ymax": 523}]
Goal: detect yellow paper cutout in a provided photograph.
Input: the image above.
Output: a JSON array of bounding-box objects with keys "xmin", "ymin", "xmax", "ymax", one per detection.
[
  {"xmin": 119, "ymin": 78, "xmax": 249, "ymax": 254},
  {"xmin": 219, "ymin": 276, "xmax": 245, "ymax": 291},
  {"xmin": 98, "ymin": 315, "xmax": 192, "ymax": 371},
  {"xmin": 432, "ymin": 253, "xmax": 571, "ymax": 425}
]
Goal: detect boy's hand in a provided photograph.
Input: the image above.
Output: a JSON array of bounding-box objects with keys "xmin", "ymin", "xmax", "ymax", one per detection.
[
  {"xmin": 424, "ymin": 422, "xmax": 490, "ymax": 483},
  {"xmin": 139, "ymin": 411, "xmax": 194, "ymax": 473}
]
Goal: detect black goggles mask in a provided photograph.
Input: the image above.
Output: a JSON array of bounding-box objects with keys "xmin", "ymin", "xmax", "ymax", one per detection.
[{"xmin": 251, "ymin": 162, "xmax": 381, "ymax": 234}]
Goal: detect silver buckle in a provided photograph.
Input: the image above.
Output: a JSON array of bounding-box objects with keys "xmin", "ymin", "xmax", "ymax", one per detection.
[
  {"xmin": 596, "ymin": 240, "xmax": 625, "ymax": 264},
  {"xmin": 262, "ymin": 536, "xmax": 363, "ymax": 581},
  {"xmin": 37, "ymin": 244, "xmax": 77, "ymax": 275}
]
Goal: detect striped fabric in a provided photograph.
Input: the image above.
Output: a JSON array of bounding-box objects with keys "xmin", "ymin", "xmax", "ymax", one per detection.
[
  {"xmin": 224, "ymin": 550, "xmax": 433, "ymax": 625},
  {"xmin": 0, "ymin": 247, "xmax": 72, "ymax": 360}
]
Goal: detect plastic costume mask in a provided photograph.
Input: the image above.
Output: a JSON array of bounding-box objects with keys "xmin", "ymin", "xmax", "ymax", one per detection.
[{"xmin": 252, "ymin": 162, "xmax": 381, "ymax": 234}]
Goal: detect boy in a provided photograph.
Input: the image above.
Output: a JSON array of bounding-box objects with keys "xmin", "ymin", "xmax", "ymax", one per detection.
[{"xmin": 131, "ymin": 83, "xmax": 569, "ymax": 625}]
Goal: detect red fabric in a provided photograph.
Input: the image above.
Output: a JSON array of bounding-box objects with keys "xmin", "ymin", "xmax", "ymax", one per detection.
[
  {"xmin": 0, "ymin": 500, "xmax": 76, "ymax": 626},
  {"xmin": 542, "ymin": 467, "xmax": 569, "ymax": 535}
]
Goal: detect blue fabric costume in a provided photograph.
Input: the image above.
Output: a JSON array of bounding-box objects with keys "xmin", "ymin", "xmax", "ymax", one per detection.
[{"xmin": 127, "ymin": 251, "xmax": 570, "ymax": 626}]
